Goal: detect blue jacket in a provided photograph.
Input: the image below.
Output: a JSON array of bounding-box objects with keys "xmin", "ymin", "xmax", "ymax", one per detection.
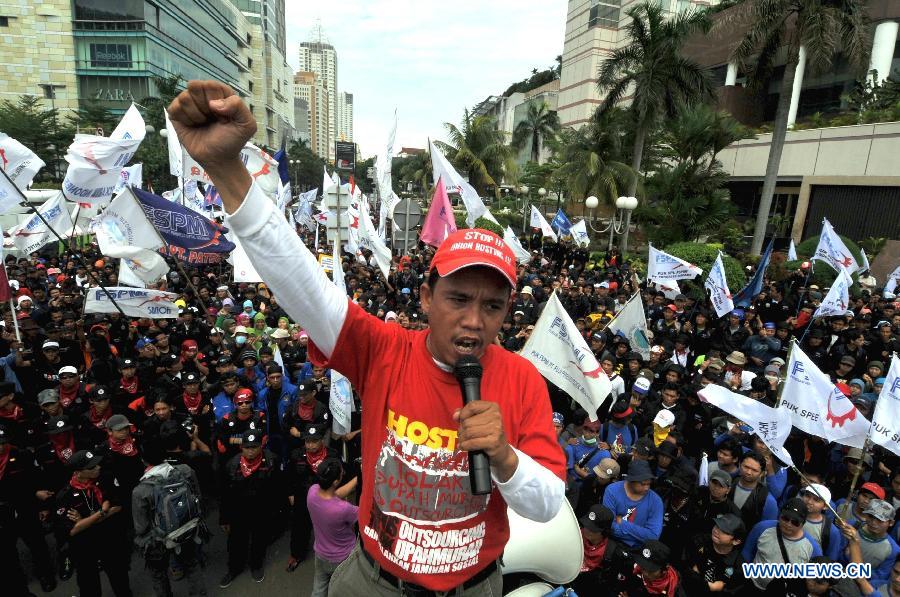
[
  {"xmin": 565, "ymin": 440, "xmax": 611, "ymax": 486},
  {"xmin": 257, "ymin": 379, "xmax": 298, "ymax": 429},
  {"xmin": 1, "ymin": 352, "xmax": 23, "ymax": 394},
  {"xmin": 237, "ymin": 365, "xmax": 266, "ymax": 394},
  {"xmin": 602, "ymin": 480, "xmax": 664, "ymax": 548},
  {"xmin": 742, "ymin": 519, "xmax": 823, "ymax": 563},
  {"xmin": 840, "ymin": 531, "xmax": 900, "ymax": 591},
  {"xmin": 212, "ymin": 391, "xmax": 235, "ymax": 422},
  {"xmin": 804, "ymin": 516, "xmax": 845, "ymax": 561}
]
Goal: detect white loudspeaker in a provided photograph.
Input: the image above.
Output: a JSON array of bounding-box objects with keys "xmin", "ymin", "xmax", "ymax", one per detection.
[
  {"xmin": 499, "ymin": 499, "xmax": 583, "ymax": 585},
  {"xmin": 505, "ymin": 582, "xmax": 555, "ymax": 597}
]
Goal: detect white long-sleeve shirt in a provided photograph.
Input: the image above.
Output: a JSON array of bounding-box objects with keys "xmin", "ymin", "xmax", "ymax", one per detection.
[{"xmin": 225, "ymin": 182, "xmax": 563, "ymax": 522}]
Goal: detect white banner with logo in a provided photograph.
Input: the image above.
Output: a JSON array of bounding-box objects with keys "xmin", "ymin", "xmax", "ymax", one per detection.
[
  {"xmin": 812, "ymin": 218, "xmax": 860, "ymax": 274},
  {"xmin": 647, "ymin": 244, "xmax": 703, "ymax": 282},
  {"xmin": 870, "ymin": 356, "xmax": 900, "ymax": 457},
  {"xmin": 529, "ymin": 205, "xmax": 557, "ymax": 242},
  {"xmin": 607, "ymin": 292, "xmax": 651, "ymax": 359},
  {"xmin": 704, "ymin": 251, "xmax": 734, "ymax": 318},
  {"xmin": 813, "ymin": 268, "xmax": 853, "ymax": 319},
  {"xmin": 10, "ymin": 192, "xmax": 74, "ymax": 254},
  {"xmin": 84, "ymin": 287, "xmax": 179, "ymax": 318}
]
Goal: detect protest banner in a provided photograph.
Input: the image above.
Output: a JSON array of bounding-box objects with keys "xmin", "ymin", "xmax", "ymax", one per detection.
[
  {"xmin": 84, "ymin": 287, "xmax": 179, "ymax": 319},
  {"xmin": 647, "ymin": 244, "xmax": 702, "ymax": 283}
]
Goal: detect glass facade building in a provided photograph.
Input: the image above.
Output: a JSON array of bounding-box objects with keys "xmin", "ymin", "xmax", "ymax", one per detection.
[{"xmin": 73, "ymin": 0, "xmax": 248, "ymax": 113}]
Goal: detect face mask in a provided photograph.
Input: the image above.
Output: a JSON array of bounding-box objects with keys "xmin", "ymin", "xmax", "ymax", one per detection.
[
  {"xmin": 236, "ymin": 336, "xmax": 247, "ymax": 346},
  {"xmin": 583, "ymin": 436, "xmax": 597, "ymax": 445}
]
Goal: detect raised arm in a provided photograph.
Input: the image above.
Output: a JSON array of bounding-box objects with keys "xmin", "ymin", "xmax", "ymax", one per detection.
[{"xmin": 168, "ymin": 80, "xmax": 346, "ymax": 357}]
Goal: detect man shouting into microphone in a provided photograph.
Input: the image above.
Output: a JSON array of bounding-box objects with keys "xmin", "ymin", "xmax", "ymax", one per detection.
[{"xmin": 168, "ymin": 80, "xmax": 565, "ymax": 595}]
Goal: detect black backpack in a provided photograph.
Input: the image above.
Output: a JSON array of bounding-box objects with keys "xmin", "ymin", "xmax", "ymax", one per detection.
[{"xmin": 147, "ymin": 467, "xmax": 202, "ymax": 550}]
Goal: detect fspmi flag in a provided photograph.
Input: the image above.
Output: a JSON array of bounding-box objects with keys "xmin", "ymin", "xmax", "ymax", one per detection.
[
  {"xmin": 84, "ymin": 287, "xmax": 179, "ymax": 319},
  {"xmin": 503, "ymin": 226, "xmax": 531, "ymax": 264},
  {"xmin": 704, "ymin": 251, "xmax": 734, "ymax": 318},
  {"xmin": 10, "ymin": 192, "xmax": 74, "ymax": 254},
  {"xmin": 551, "ymin": 208, "xmax": 572, "ymax": 237},
  {"xmin": 607, "ymin": 292, "xmax": 651, "ymax": 360},
  {"xmin": 813, "ymin": 268, "xmax": 853, "ymax": 319},
  {"xmin": 522, "ymin": 292, "xmax": 613, "ymax": 419},
  {"xmin": 870, "ymin": 356, "xmax": 900, "ymax": 457},
  {"xmin": 781, "ymin": 342, "xmax": 869, "ymax": 447},
  {"xmin": 0, "ymin": 133, "xmax": 45, "ymax": 189},
  {"xmin": 570, "ymin": 220, "xmax": 590, "ymax": 248},
  {"xmin": 812, "ymin": 218, "xmax": 860, "ymax": 274},
  {"xmin": 699, "ymin": 384, "xmax": 794, "ymax": 467},
  {"xmin": 647, "ymin": 244, "xmax": 703, "ymax": 283},
  {"xmin": 93, "ymin": 187, "xmax": 168, "ymax": 285},
  {"xmin": 530, "ymin": 205, "xmax": 557, "ymax": 242}
]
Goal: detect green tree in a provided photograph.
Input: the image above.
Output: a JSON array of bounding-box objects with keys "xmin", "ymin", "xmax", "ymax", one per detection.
[
  {"xmin": 512, "ymin": 100, "xmax": 560, "ymax": 164},
  {"xmin": 665, "ymin": 242, "xmax": 746, "ymax": 300},
  {"xmin": 393, "ymin": 151, "xmax": 432, "ymax": 197},
  {"xmin": 597, "ymin": 2, "xmax": 714, "ymax": 198},
  {"xmin": 730, "ymin": 0, "xmax": 870, "ymax": 254},
  {"xmin": 0, "ymin": 95, "xmax": 69, "ymax": 182},
  {"xmin": 553, "ymin": 108, "xmax": 635, "ymax": 205},
  {"xmin": 437, "ymin": 109, "xmax": 513, "ymax": 196},
  {"xmin": 68, "ymin": 101, "xmax": 117, "ymax": 136},
  {"xmin": 287, "ymin": 138, "xmax": 326, "ymax": 193}
]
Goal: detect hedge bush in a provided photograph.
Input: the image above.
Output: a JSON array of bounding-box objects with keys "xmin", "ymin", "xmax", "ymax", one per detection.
[{"xmin": 785, "ymin": 233, "xmax": 862, "ymax": 289}]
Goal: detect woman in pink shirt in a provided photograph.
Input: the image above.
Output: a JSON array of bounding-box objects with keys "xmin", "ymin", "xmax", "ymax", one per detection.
[{"xmin": 307, "ymin": 458, "xmax": 359, "ymax": 596}]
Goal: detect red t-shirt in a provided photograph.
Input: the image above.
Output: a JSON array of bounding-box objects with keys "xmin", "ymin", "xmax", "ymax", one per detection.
[{"xmin": 309, "ymin": 301, "xmax": 564, "ymax": 591}]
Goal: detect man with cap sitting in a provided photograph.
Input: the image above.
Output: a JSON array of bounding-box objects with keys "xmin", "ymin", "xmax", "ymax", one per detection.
[
  {"xmin": 599, "ymin": 399, "xmax": 640, "ymax": 457},
  {"xmin": 52, "ymin": 449, "xmax": 132, "ymax": 597},
  {"xmin": 170, "ymin": 79, "xmax": 565, "ymax": 597},
  {"xmin": 622, "ymin": 539, "xmax": 687, "ymax": 597},
  {"xmin": 566, "ymin": 419, "xmax": 612, "ymax": 507},
  {"xmin": 220, "ymin": 428, "xmax": 281, "ymax": 586},
  {"xmin": 572, "ymin": 504, "xmax": 628, "ymax": 595},
  {"xmin": 799, "ymin": 483, "xmax": 843, "ymax": 561},
  {"xmin": 683, "ymin": 513, "xmax": 746, "ymax": 596},
  {"xmin": 0, "ymin": 423, "xmax": 57, "ymax": 593},
  {"xmin": 287, "ymin": 423, "xmax": 339, "ymax": 572},
  {"xmin": 841, "ymin": 499, "xmax": 900, "ymax": 594},
  {"xmin": 602, "ymin": 459, "xmax": 664, "ymax": 549},
  {"xmin": 742, "ymin": 497, "xmax": 823, "ymax": 590}
]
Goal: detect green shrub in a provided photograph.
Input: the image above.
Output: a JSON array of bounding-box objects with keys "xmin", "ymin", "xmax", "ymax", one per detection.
[
  {"xmin": 786, "ymin": 233, "xmax": 863, "ymax": 289},
  {"xmin": 664, "ymin": 242, "xmax": 746, "ymax": 300},
  {"xmin": 453, "ymin": 211, "xmax": 503, "ymax": 236}
]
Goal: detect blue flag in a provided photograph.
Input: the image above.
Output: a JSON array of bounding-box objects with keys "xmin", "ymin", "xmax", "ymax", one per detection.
[
  {"xmin": 551, "ymin": 208, "xmax": 572, "ymax": 236},
  {"xmin": 732, "ymin": 239, "xmax": 773, "ymax": 307},
  {"xmin": 203, "ymin": 184, "xmax": 222, "ymax": 208},
  {"xmin": 273, "ymin": 146, "xmax": 291, "ymax": 185},
  {"xmin": 133, "ymin": 188, "xmax": 236, "ymax": 261}
]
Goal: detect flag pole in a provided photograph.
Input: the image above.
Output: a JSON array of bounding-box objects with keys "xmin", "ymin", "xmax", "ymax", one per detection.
[
  {"xmin": 8, "ymin": 298, "xmax": 21, "ymax": 344},
  {"xmin": 790, "ymin": 465, "xmax": 847, "ymax": 526},
  {"xmin": 0, "ymin": 168, "xmax": 127, "ymax": 317}
]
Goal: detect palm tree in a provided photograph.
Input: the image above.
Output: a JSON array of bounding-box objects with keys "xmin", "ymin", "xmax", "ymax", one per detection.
[
  {"xmin": 553, "ymin": 108, "xmax": 636, "ymax": 205},
  {"xmin": 437, "ymin": 109, "xmax": 513, "ymax": 195},
  {"xmin": 596, "ymin": 2, "xmax": 715, "ymax": 197},
  {"xmin": 731, "ymin": 0, "xmax": 870, "ymax": 254},
  {"xmin": 659, "ymin": 103, "xmax": 754, "ymax": 172},
  {"xmin": 512, "ymin": 100, "xmax": 560, "ymax": 164}
]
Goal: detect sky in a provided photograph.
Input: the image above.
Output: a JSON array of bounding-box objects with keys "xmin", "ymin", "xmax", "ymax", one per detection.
[{"xmin": 285, "ymin": 0, "xmax": 567, "ymax": 159}]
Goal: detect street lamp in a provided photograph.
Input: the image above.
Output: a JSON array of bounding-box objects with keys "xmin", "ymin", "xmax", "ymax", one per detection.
[
  {"xmin": 584, "ymin": 195, "xmax": 638, "ymax": 252},
  {"xmin": 519, "ymin": 185, "xmax": 530, "ymax": 232},
  {"xmin": 159, "ymin": 128, "xmax": 169, "ymax": 139},
  {"xmin": 538, "ymin": 187, "xmax": 547, "ymax": 214}
]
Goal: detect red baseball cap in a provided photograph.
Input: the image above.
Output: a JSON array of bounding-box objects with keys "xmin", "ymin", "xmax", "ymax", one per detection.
[
  {"xmin": 861, "ymin": 482, "xmax": 886, "ymax": 500},
  {"xmin": 429, "ymin": 229, "xmax": 517, "ymax": 289},
  {"xmin": 233, "ymin": 388, "xmax": 254, "ymax": 403}
]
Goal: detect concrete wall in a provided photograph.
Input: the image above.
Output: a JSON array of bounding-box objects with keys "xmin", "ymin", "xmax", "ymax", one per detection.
[{"xmin": 717, "ymin": 121, "xmax": 900, "ymax": 180}]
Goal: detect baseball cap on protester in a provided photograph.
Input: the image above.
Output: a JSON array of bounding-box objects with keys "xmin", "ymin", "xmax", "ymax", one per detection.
[
  {"xmin": 105, "ymin": 414, "xmax": 131, "ymax": 431},
  {"xmin": 592, "ymin": 458, "xmax": 621, "ymax": 481},
  {"xmin": 633, "ymin": 540, "xmax": 671, "ymax": 573},
  {"xmin": 551, "ymin": 412, "xmax": 565, "ymax": 426},
  {"xmin": 37, "ymin": 389, "xmax": 59, "ymax": 406},
  {"xmin": 860, "ymin": 482, "xmax": 886, "ymax": 500},
  {"xmin": 303, "ymin": 423, "xmax": 326, "ymax": 440},
  {"xmin": 428, "ymin": 228, "xmax": 517, "ymax": 289},
  {"xmin": 183, "ymin": 372, "xmax": 200, "ymax": 384},
  {"xmin": 713, "ymin": 513, "xmax": 746, "ymax": 539},
  {"xmin": 800, "ymin": 483, "xmax": 832, "ymax": 505},
  {"xmin": 58, "ymin": 365, "xmax": 78, "ymax": 376},
  {"xmin": 709, "ymin": 469, "xmax": 733, "ymax": 489},
  {"xmin": 632, "ymin": 377, "xmax": 651, "ymax": 395},
  {"xmin": 579, "ymin": 504, "xmax": 614, "ymax": 533},
  {"xmin": 781, "ymin": 497, "xmax": 809, "ymax": 524},
  {"xmin": 68, "ymin": 450, "xmax": 103, "ymax": 470},
  {"xmin": 233, "ymin": 388, "xmax": 254, "ymax": 403},
  {"xmin": 241, "ymin": 429, "xmax": 263, "ymax": 447},
  {"xmin": 652, "ymin": 409, "xmax": 675, "ymax": 428},
  {"xmin": 864, "ymin": 499, "xmax": 896, "ymax": 522}
]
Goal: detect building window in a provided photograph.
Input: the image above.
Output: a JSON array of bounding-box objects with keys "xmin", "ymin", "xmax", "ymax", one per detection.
[
  {"xmin": 249, "ymin": 81, "xmax": 254, "ymax": 92},
  {"xmin": 0, "ymin": 16, "xmax": 8, "ymax": 27},
  {"xmin": 248, "ymin": 57, "xmax": 253, "ymax": 68},
  {"xmin": 589, "ymin": 0, "xmax": 620, "ymax": 29},
  {"xmin": 89, "ymin": 43, "xmax": 133, "ymax": 68},
  {"xmin": 246, "ymin": 33, "xmax": 251, "ymax": 44}
]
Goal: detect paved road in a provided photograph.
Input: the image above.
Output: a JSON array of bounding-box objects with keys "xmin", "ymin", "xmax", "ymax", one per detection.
[{"xmin": 24, "ymin": 522, "xmax": 318, "ymax": 596}]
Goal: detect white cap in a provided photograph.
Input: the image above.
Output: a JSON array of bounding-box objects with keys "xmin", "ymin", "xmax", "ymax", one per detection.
[
  {"xmin": 42, "ymin": 340, "xmax": 60, "ymax": 350},
  {"xmin": 234, "ymin": 325, "xmax": 249, "ymax": 334},
  {"xmin": 801, "ymin": 483, "xmax": 832, "ymax": 506},
  {"xmin": 521, "ymin": 286, "xmax": 533, "ymax": 295},
  {"xmin": 385, "ymin": 311, "xmax": 397, "ymax": 321},
  {"xmin": 58, "ymin": 365, "xmax": 78, "ymax": 376},
  {"xmin": 652, "ymin": 409, "xmax": 675, "ymax": 428},
  {"xmin": 16, "ymin": 295, "xmax": 32, "ymax": 307},
  {"xmin": 633, "ymin": 377, "xmax": 652, "ymax": 394}
]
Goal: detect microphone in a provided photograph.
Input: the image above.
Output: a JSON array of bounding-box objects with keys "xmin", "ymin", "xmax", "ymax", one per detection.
[{"xmin": 454, "ymin": 355, "xmax": 492, "ymax": 496}]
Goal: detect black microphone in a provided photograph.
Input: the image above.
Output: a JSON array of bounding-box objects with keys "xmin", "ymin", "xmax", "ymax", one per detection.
[{"xmin": 454, "ymin": 355, "xmax": 492, "ymax": 496}]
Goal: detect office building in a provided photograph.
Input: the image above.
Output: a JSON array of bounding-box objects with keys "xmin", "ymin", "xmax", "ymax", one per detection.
[
  {"xmin": 294, "ymin": 70, "xmax": 328, "ymax": 157},
  {"xmin": 299, "ymin": 23, "xmax": 337, "ymax": 160},
  {"xmin": 337, "ymin": 91, "xmax": 353, "ymax": 142}
]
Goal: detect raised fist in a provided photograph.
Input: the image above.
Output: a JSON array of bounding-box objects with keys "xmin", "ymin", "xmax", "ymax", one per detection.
[{"xmin": 167, "ymin": 80, "xmax": 257, "ymax": 172}]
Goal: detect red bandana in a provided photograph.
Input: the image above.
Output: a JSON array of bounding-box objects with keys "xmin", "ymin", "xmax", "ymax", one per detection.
[
  {"xmin": 0, "ymin": 404, "xmax": 23, "ymax": 421},
  {"xmin": 636, "ymin": 565, "xmax": 680, "ymax": 596},
  {"xmin": 59, "ymin": 384, "xmax": 80, "ymax": 409},
  {"xmin": 89, "ymin": 404, "xmax": 111, "ymax": 428},
  {"xmin": 182, "ymin": 391, "xmax": 203, "ymax": 415},
  {"xmin": 108, "ymin": 434, "xmax": 137, "ymax": 456},
  {"xmin": 298, "ymin": 401, "xmax": 315, "ymax": 422},
  {"xmin": 50, "ymin": 432, "xmax": 75, "ymax": 462},
  {"xmin": 580, "ymin": 531, "xmax": 608, "ymax": 572},
  {"xmin": 239, "ymin": 453, "xmax": 263, "ymax": 478},
  {"xmin": 306, "ymin": 447, "xmax": 326, "ymax": 473},
  {"xmin": 120, "ymin": 376, "xmax": 138, "ymax": 395},
  {"xmin": 0, "ymin": 449, "xmax": 10, "ymax": 480},
  {"xmin": 69, "ymin": 473, "xmax": 103, "ymax": 505}
]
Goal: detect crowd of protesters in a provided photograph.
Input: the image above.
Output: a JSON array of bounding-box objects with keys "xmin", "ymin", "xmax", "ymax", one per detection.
[{"xmin": 1, "ymin": 219, "xmax": 899, "ymax": 597}]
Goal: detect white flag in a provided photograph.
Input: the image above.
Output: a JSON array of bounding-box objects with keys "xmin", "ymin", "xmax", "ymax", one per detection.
[
  {"xmin": 704, "ymin": 251, "xmax": 734, "ymax": 318},
  {"xmin": 93, "ymin": 187, "xmax": 168, "ymax": 284},
  {"xmin": 294, "ymin": 188, "xmax": 317, "ymax": 232},
  {"xmin": 570, "ymin": 220, "xmax": 590, "ymax": 248},
  {"xmin": 813, "ymin": 269, "xmax": 853, "ymax": 319},
  {"xmin": 655, "ymin": 279, "xmax": 682, "ymax": 301},
  {"xmin": 0, "ymin": 174, "xmax": 23, "ymax": 215},
  {"xmin": 0, "ymin": 132, "xmax": 45, "ymax": 190},
  {"xmin": 357, "ymin": 197, "xmax": 393, "ymax": 281},
  {"xmin": 84, "ymin": 287, "xmax": 179, "ymax": 319},
  {"xmin": 860, "ymin": 248, "xmax": 871, "ymax": 272},
  {"xmin": 788, "ymin": 239, "xmax": 798, "ymax": 261},
  {"xmin": 430, "ymin": 139, "xmax": 493, "ymax": 227},
  {"xmin": 647, "ymin": 244, "xmax": 703, "ymax": 283},
  {"xmin": 870, "ymin": 356, "xmax": 900, "ymax": 457},
  {"xmin": 885, "ymin": 265, "xmax": 900, "ymax": 295},
  {"xmin": 328, "ymin": 240, "xmax": 353, "ymax": 435},
  {"xmin": 109, "ymin": 104, "xmax": 147, "ymax": 141},
  {"xmin": 503, "ymin": 226, "xmax": 531, "ymax": 264},
  {"xmin": 699, "ymin": 385, "xmax": 794, "ymax": 466},
  {"xmin": 10, "ymin": 192, "xmax": 74, "ymax": 254},
  {"xmin": 163, "ymin": 108, "xmax": 183, "ymax": 177},
  {"xmin": 226, "ymin": 231, "xmax": 262, "ymax": 283},
  {"xmin": 62, "ymin": 166, "xmax": 122, "ymax": 205},
  {"xmin": 530, "ymin": 205, "xmax": 557, "ymax": 242},
  {"xmin": 781, "ymin": 342, "xmax": 869, "ymax": 447},
  {"xmin": 118, "ymin": 257, "xmax": 146, "ymax": 288},
  {"xmin": 607, "ymin": 292, "xmax": 651, "ymax": 360},
  {"xmin": 812, "ymin": 218, "xmax": 860, "ymax": 274},
  {"xmin": 113, "ymin": 163, "xmax": 143, "ymax": 195},
  {"xmin": 522, "ymin": 292, "xmax": 613, "ymax": 419}
]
